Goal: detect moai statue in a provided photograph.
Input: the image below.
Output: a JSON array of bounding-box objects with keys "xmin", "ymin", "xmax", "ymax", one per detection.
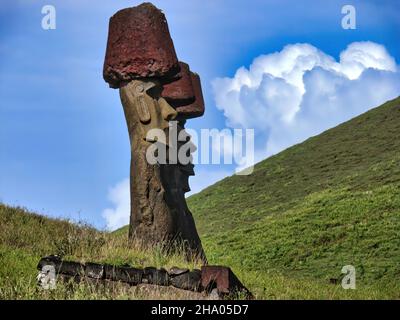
[{"xmin": 103, "ymin": 3, "xmax": 206, "ymax": 262}]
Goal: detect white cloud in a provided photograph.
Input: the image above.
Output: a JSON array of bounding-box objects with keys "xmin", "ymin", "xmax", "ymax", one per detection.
[
  {"xmin": 212, "ymin": 41, "xmax": 400, "ymax": 157},
  {"xmin": 102, "ymin": 178, "xmax": 130, "ymax": 231},
  {"xmin": 339, "ymin": 42, "xmax": 396, "ymax": 79}
]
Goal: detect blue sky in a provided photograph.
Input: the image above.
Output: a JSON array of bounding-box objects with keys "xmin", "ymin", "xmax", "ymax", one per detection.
[{"xmin": 1, "ymin": 0, "xmax": 399, "ymax": 229}]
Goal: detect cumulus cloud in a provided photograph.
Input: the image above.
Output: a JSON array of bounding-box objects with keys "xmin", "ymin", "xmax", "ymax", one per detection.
[
  {"xmin": 102, "ymin": 178, "xmax": 130, "ymax": 231},
  {"xmin": 212, "ymin": 41, "xmax": 400, "ymax": 157}
]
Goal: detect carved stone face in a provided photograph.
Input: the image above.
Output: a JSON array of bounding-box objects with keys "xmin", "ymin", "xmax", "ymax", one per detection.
[{"xmin": 119, "ymin": 79, "xmax": 178, "ymax": 144}]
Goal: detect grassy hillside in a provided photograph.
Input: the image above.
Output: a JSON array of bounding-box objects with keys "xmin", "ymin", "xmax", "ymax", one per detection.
[
  {"xmin": 0, "ymin": 205, "xmax": 200, "ymax": 299},
  {"xmin": 1, "ymin": 97, "xmax": 399, "ymax": 299},
  {"xmin": 187, "ymin": 96, "xmax": 400, "ymax": 298}
]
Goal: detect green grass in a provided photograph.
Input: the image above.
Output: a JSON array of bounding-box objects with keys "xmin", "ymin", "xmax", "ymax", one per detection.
[
  {"xmin": 1, "ymin": 97, "xmax": 400, "ymax": 299},
  {"xmin": 186, "ymin": 96, "xmax": 400, "ymax": 299},
  {"xmin": 0, "ymin": 205, "xmax": 201, "ymax": 299}
]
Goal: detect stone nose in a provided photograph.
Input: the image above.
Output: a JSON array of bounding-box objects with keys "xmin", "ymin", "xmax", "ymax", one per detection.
[{"xmin": 159, "ymin": 98, "xmax": 178, "ymax": 121}]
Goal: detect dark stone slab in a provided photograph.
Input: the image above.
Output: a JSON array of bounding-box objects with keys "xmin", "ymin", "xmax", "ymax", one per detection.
[
  {"xmin": 58, "ymin": 261, "xmax": 85, "ymax": 276},
  {"xmin": 171, "ymin": 269, "xmax": 201, "ymax": 291},
  {"xmin": 37, "ymin": 258, "xmax": 251, "ymax": 298},
  {"xmin": 37, "ymin": 255, "xmax": 62, "ymax": 270},
  {"xmin": 143, "ymin": 267, "xmax": 169, "ymax": 286},
  {"xmin": 85, "ymin": 262, "xmax": 104, "ymax": 279},
  {"xmin": 104, "ymin": 264, "xmax": 115, "ymax": 280},
  {"xmin": 169, "ymin": 266, "xmax": 189, "ymax": 276},
  {"xmin": 103, "ymin": 3, "xmax": 179, "ymax": 88},
  {"xmin": 37, "ymin": 256, "xmax": 84, "ymax": 277},
  {"xmin": 175, "ymin": 72, "xmax": 205, "ymax": 119},
  {"xmin": 104, "ymin": 264, "xmax": 143, "ymax": 285}
]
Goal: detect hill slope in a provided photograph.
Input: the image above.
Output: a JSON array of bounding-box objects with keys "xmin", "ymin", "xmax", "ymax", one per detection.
[{"xmin": 187, "ymin": 96, "xmax": 400, "ymax": 297}]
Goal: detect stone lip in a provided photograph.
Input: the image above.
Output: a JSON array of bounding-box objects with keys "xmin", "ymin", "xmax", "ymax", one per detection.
[
  {"xmin": 103, "ymin": 3, "xmax": 180, "ymax": 88},
  {"xmin": 37, "ymin": 257, "xmax": 252, "ymax": 298}
]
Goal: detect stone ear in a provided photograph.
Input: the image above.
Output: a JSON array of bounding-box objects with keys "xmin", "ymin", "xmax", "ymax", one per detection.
[{"xmin": 135, "ymin": 95, "xmax": 151, "ymax": 123}]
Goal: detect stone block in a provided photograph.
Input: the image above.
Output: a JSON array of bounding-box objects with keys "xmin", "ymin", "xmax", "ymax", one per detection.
[
  {"xmin": 104, "ymin": 264, "xmax": 143, "ymax": 285},
  {"xmin": 201, "ymin": 266, "xmax": 252, "ymax": 298},
  {"xmin": 103, "ymin": 3, "xmax": 179, "ymax": 88},
  {"xmin": 143, "ymin": 267, "xmax": 169, "ymax": 286},
  {"xmin": 168, "ymin": 267, "xmax": 190, "ymax": 276},
  {"xmin": 171, "ymin": 269, "xmax": 202, "ymax": 291},
  {"xmin": 85, "ymin": 263, "xmax": 104, "ymax": 279},
  {"xmin": 58, "ymin": 261, "xmax": 85, "ymax": 276},
  {"xmin": 37, "ymin": 255, "xmax": 62, "ymax": 271}
]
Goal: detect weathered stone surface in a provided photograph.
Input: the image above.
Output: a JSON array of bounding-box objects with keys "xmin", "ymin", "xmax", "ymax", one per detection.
[
  {"xmin": 176, "ymin": 72, "xmax": 205, "ymax": 119},
  {"xmin": 55, "ymin": 273, "xmax": 220, "ymax": 299},
  {"xmin": 104, "ymin": 264, "xmax": 143, "ymax": 285},
  {"xmin": 170, "ymin": 269, "xmax": 202, "ymax": 291},
  {"xmin": 37, "ymin": 255, "xmax": 61, "ymax": 270},
  {"xmin": 37, "ymin": 257, "xmax": 250, "ymax": 299},
  {"xmin": 143, "ymin": 267, "xmax": 169, "ymax": 286},
  {"xmin": 85, "ymin": 263, "xmax": 104, "ymax": 279},
  {"xmin": 120, "ymin": 80, "xmax": 207, "ymax": 263},
  {"xmin": 161, "ymin": 62, "xmax": 195, "ymax": 106},
  {"xmin": 104, "ymin": 3, "xmax": 206, "ymax": 263},
  {"xmin": 103, "ymin": 3, "xmax": 179, "ymax": 88},
  {"xmin": 201, "ymin": 266, "xmax": 253, "ymax": 298},
  {"xmin": 58, "ymin": 261, "xmax": 85, "ymax": 276},
  {"xmin": 103, "ymin": 264, "xmax": 116, "ymax": 280},
  {"xmin": 169, "ymin": 267, "xmax": 189, "ymax": 276}
]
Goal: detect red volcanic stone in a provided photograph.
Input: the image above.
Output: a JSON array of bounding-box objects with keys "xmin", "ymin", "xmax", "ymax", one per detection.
[
  {"xmin": 201, "ymin": 266, "xmax": 252, "ymax": 298},
  {"xmin": 176, "ymin": 72, "xmax": 205, "ymax": 119},
  {"xmin": 161, "ymin": 62, "xmax": 196, "ymax": 106},
  {"xmin": 103, "ymin": 3, "xmax": 180, "ymax": 88}
]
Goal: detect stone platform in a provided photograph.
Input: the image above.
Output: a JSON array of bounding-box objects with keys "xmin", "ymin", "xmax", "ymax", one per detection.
[{"xmin": 37, "ymin": 256, "xmax": 253, "ymax": 299}]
